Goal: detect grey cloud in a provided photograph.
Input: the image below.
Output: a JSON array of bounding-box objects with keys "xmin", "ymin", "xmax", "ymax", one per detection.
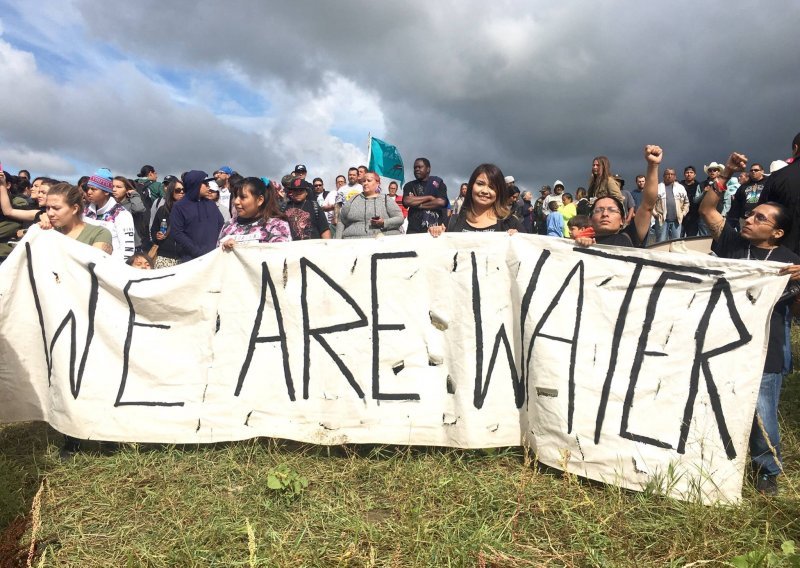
[{"xmin": 12, "ymin": 1, "xmax": 800, "ymax": 192}]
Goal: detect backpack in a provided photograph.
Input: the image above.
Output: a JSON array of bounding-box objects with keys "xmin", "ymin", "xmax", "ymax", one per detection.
[
  {"xmin": 130, "ymin": 179, "xmax": 154, "ymax": 249},
  {"xmin": 132, "ymin": 179, "xmax": 154, "ymax": 211}
]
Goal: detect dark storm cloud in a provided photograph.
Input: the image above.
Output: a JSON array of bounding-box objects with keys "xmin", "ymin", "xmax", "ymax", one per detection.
[{"xmin": 5, "ymin": 1, "xmax": 799, "ymax": 190}]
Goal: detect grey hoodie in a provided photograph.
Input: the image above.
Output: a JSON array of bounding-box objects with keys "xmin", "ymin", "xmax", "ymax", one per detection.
[{"xmin": 336, "ymin": 193, "xmax": 404, "ymax": 239}]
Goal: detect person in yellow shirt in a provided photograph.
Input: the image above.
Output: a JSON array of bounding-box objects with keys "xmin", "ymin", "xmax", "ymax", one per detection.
[{"xmin": 558, "ymin": 193, "xmax": 577, "ymax": 237}]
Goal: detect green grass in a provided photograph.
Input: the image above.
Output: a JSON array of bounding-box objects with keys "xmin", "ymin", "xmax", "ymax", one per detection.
[{"xmin": 2, "ymin": 376, "xmax": 799, "ymax": 566}]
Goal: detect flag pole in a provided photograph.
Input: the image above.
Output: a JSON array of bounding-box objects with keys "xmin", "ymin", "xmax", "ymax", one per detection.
[{"xmin": 366, "ymin": 132, "xmax": 372, "ymax": 169}]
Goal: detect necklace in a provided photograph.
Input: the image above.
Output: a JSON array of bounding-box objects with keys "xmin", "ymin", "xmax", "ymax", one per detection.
[{"xmin": 746, "ymin": 244, "xmax": 775, "ymax": 261}]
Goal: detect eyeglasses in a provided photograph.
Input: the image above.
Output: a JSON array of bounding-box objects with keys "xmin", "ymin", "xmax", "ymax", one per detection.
[
  {"xmin": 592, "ymin": 207, "xmax": 621, "ymax": 215},
  {"xmin": 743, "ymin": 210, "xmax": 775, "ymax": 226},
  {"xmin": 313, "ymin": 183, "xmax": 323, "ymax": 187},
  {"xmin": 749, "ymin": 168, "xmax": 762, "ymax": 172},
  {"xmin": 174, "ymin": 188, "xmax": 186, "ymax": 194}
]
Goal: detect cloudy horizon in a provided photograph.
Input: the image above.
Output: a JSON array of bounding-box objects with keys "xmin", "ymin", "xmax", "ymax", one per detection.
[{"xmin": 0, "ymin": 0, "xmax": 798, "ymax": 197}]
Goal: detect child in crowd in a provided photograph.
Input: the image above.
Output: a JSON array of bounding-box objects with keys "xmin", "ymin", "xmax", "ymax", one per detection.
[
  {"xmin": 567, "ymin": 215, "xmax": 594, "ymax": 240},
  {"xmin": 546, "ymin": 201, "xmax": 564, "ymax": 237},
  {"xmin": 127, "ymin": 252, "xmax": 153, "ymax": 269}
]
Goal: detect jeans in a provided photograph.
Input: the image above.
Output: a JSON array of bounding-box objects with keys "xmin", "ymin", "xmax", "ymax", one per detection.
[
  {"xmin": 750, "ymin": 372, "xmax": 783, "ymax": 476},
  {"xmin": 655, "ymin": 220, "xmax": 682, "ymax": 242}
]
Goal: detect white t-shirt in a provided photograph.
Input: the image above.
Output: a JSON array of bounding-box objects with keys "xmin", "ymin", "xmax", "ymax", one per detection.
[{"xmin": 322, "ymin": 191, "xmax": 337, "ymax": 223}]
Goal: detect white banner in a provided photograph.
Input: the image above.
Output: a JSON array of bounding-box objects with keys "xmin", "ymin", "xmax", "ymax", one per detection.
[{"xmin": 0, "ymin": 230, "xmax": 788, "ymax": 503}]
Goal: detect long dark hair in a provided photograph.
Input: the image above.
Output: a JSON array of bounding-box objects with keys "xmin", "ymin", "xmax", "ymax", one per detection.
[
  {"xmin": 239, "ymin": 177, "xmax": 286, "ymax": 223},
  {"xmin": 461, "ymin": 163, "xmax": 511, "ymax": 221},
  {"xmin": 163, "ymin": 177, "xmax": 184, "ymax": 215},
  {"xmin": 765, "ymin": 201, "xmax": 792, "ymax": 243},
  {"xmin": 588, "ymin": 155, "xmax": 612, "ymax": 198}
]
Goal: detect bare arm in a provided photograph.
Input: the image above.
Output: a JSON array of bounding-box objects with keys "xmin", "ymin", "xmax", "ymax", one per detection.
[
  {"xmin": 0, "ymin": 176, "xmax": 39, "ymax": 222},
  {"xmin": 700, "ymin": 152, "xmax": 747, "ymax": 241},
  {"xmin": 632, "ymin": 145, "xmax": 662, "ymax": 243},
  {"xmin": 93, "ymin": 241, "xmax": 113, "ymax": 254}
]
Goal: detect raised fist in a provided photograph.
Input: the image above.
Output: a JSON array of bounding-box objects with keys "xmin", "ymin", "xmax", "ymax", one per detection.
[
  {"xmin": 644, "ymin": 145, "xmax": 663, "ymax": 165},
  {"xmin": 725, "ymin": 152, "xmax": 748, "ymax": 173}
]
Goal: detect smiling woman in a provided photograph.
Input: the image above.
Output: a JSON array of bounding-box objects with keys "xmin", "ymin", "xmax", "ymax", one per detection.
[{"xmin": 428, "ymin": 164, "xmax": 520, "ymax": 236}]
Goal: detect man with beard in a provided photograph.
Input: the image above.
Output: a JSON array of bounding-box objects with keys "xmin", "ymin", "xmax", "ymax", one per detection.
[
  {"xmin": 402, "ymin": 157, "xmax": 448, "ymax": 233},
  {"xmin": 681, "ymin": 165, "xmax": 701, "ymax": 236},
  {"xmin": 213, "ymin": 166, "xmax": 234, "ymax": 215}
]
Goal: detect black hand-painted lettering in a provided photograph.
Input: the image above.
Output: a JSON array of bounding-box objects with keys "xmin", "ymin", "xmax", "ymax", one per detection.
[
  {"xmin": 620, "ymin": 271, "xmax": 701, "ymax": 448},
  {"xmin": 677, "ymin": 277, "xmax": 751, "ymax": 458},
  {"xmin": 472, "ymin": 252, "xmax": 523, "ymax": 409},
  {"xmin": 301, "ymin": 257, "xmax": 368, "ymax": 400},
  {"xmin": 574, "ymin": 247, "xmax": 724, "ymax": 276},
  {"xmin": 26, "ymin": 243, "xmax": 98, "ymax": 398},
  {"xmin": 116, "ymin": 273, "xmax": 181, "ymax": 407},
  {"xmin": 519, "ymin": 250, "xmax": 551, "ymax": 409},
  {"xmin": 522, "ymin": 258, "xmax": 584, "ymax": 426},
  {"xmin": 371, "ymin": 252, "xmax": 419, "ymax": 401},
  {"xmin": 236, "ymin": 262, "xmax": 295, "ymax": 400},
  {"xmin": 594, "ymin": 264, "xmax": 643, "ymax": 443}
]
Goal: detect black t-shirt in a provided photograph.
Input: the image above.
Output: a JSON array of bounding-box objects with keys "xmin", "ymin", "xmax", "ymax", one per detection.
[
  {"xmin": 284, "ymin": 199, "xmax": 330, "ymax": 240},
  {"xmin": 713, "ymin": 223, "xmax": 800, "ymax": 373},
  {"xmin": 403, "ymin": 178, "xmax": 448, "ymax": 234},
  {"xmin": 594, "ymin": 222, "xmax": 642, "ymax": 248},
  {"xmin": 730, "ymin": 179, "xmax": 765, "ymax": 220},
  {"xmin": 446, "ymin": 213, "xmax": 521, "ymax": 233}
]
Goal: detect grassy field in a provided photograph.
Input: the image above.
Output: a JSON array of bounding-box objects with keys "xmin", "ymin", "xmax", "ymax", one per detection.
[{"xmin": 1, "ymin": 383, "xmax": 799, "ymax": 566}]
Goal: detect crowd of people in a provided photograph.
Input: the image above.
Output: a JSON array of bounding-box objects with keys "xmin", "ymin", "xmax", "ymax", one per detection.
[{"xmin": 1, "ymin": 133, "xmax": 800, "ymax": 496}]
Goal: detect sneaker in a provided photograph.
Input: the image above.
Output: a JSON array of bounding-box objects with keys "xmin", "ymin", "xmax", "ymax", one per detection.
[{"xmin": 755, "ymin": 473, "xmax": 778, "ymax": 496}]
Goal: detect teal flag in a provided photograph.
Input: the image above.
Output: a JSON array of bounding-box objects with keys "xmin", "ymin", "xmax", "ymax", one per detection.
[{"xmin": 369, "ymin": 137, "xmax": 404, "ymax": 186}]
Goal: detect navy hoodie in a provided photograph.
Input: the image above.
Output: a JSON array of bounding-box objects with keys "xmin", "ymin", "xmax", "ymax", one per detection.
[{"xmin": 169, "ymin": 170, "xmax": 224, "ymax": 261}]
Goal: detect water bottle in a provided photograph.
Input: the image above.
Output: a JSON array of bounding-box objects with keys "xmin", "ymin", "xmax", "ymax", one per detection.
[{"xmin": 159, "ymin": 219, "xmax": 168, "ymax": 235}]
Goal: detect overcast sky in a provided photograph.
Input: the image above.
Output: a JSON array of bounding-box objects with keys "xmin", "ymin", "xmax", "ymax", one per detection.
[{"xmin": 0, "ymin": 1, "xmax": 798, "ymax": 197}]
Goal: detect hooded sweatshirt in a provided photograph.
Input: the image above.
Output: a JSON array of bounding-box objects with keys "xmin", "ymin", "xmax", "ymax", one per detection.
[
  {"xmin": 169, "ymin": 170, "xmax": 224, "ymax": 262},
  {"xmin": 84, "ymin": 196, "xmax": 135, "ymax": 261}
]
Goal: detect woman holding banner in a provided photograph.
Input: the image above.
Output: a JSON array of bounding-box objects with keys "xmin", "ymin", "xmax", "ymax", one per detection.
[
  {"xmin": 43, "ymin": 182, "xmax": 112, "ymax": 253},
  {"xmin": 39, "ymin": 182, "xmax": 114, "ymax": 459},
  {"xmin": 427, "ymin": 163, "xmax": 520, "ymax": 236},
  {"xmin": 218, "ymin": 177, "xmax": 291, "ymax": 249}
]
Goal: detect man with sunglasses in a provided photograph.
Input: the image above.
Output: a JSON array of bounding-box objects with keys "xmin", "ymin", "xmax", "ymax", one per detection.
[
  {"xmin": 699, "ymin": 151, "xmax": 800, "ymax": 496},
  {"xmin": 729, "ymin": 163, "xmax": 767, "ymax": 230},
  {"xmin": 574, "ymin": 145, "xmax": 661, "ymax": 248}
]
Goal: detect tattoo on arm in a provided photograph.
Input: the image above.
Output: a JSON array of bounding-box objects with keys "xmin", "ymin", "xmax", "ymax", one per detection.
[
  {"xmin": 97, "ymin": 242, "xmax": 113, "ymax": 254},
  {"xmin": 708, "ymin": 218, "xmax": 725, "ymax": 240}
]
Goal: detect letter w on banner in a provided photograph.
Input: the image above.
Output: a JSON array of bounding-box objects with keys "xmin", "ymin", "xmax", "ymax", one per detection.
[{"xmin": 0, "ymin": 230, "xmax": 788, "ymax": 504}]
